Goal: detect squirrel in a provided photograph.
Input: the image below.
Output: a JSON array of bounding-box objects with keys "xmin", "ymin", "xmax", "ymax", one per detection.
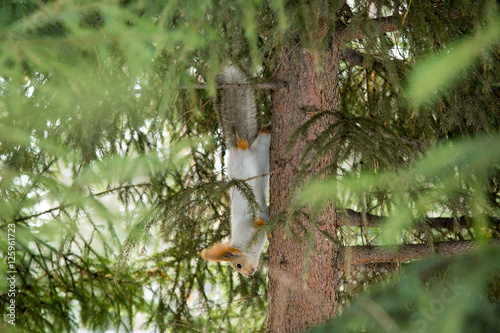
[{"xmin": 200, "ymin": 66, "xmax": 270, "ymax": 278}]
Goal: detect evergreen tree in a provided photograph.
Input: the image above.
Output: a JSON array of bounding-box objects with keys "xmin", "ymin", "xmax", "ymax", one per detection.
[{"xmin": 0, "ymin": 0, "xmax": 498, "ymax": 332}]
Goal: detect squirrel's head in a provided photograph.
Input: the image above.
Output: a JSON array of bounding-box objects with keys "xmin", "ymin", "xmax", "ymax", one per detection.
[{"xmin": 200, "ymin": 242, "xmax": 258, "ymax": 278}]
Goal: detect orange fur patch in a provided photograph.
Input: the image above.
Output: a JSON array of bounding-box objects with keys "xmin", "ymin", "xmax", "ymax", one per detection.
[
  {"xmin": 254, "ymin": 218, "xmax": 271, "ymax": 239},
  {"xmin": 200, "ymin": 242, "xmax": 241, "ymax": 262},
  {"xmin": 235, "ymin": 131, "xmax": 249, "ymax": 149},
  {"xmin": 254, "ymin": 218, "xmax": 265, "ymax": 227},
  {"xmin": 236, "ymin": 137, "xmax": 249, "ymax": 149}
]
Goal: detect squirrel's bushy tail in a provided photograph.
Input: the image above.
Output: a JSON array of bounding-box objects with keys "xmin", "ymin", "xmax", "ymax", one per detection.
[{"xmin": 217, "ymin": 66, "xmax": 259, "ymax": 148}]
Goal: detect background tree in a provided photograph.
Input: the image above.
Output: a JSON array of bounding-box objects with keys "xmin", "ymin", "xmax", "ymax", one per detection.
[
  {"xmin": 267, "ymin": 0, "xmax": 500, "ymax": 332},
  {"xmin": 0, "ymin": 1, "xmax": 499, "ymax": 333}
]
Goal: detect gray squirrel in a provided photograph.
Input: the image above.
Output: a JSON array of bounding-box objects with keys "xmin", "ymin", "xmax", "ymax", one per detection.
[{"xmin": 200, "ymin": 66, "xmax": 270, "ymax": 278}]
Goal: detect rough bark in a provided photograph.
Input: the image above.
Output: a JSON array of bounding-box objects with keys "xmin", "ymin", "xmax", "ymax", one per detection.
[
  {"xmin": 266, "ymin": 45, "xmax": 342, "ymax": 332},
  {"xmin": 350, "ymin": 262, "xmax": 400, "ymax": 274}
]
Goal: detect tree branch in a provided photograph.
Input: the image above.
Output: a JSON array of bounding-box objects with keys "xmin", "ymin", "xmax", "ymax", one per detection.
[
  {"xmin": 13, "ymin": 182, "xmax": 153, "ymax": 223},
  {"xmin": 346, "ymin": 239, "xmax": 500, "ymax": 265},
  {"xmin": 340, "ymin": 3, "xmax": 463, "ymax": 43},
  {"xmin": 340, "ymin": 48, "xmax": 384, "ymax": 71},
  {"xmin": 342, "ymin": 15, "xmax": 405, "ymax": 42},
  {"xmin": 350, "ymin": 262, "xmax": 401, "ymax": 274},
  {"xmin": 339, "ymin": 209, "xmax": 500, "ymax": 230},
  {"xmin": 14, "ymin": 205, "xmax": 68, "ymax": 223},
  {"xmin": 185, "ymin": 81, "xmax": 288, "ymax": 91}
]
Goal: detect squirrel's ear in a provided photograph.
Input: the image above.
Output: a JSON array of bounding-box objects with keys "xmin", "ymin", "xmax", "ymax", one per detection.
[{"xmin": 200, "ymin": 242, "xmax": 241, "ymax": 262}]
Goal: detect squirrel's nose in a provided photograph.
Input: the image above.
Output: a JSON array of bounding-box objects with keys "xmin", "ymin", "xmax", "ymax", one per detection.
[{"xmin": 242, "ymin": 268, "xmax": 256, "ymax": 278}]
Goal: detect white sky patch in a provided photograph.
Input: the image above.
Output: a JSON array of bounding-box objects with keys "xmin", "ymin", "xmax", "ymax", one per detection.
[
  {"xmin": 26, "ymin": 86, "xmax": 35, "ymax": 97},
  {"xmin": 134, "ymin": 80, "xmax": 142, "ymax": 98}
]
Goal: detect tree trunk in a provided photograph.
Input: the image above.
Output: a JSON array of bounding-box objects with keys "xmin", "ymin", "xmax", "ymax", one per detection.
[{"xmin": 266, "ymin": 44, "xmax": 342, "ymax": 332}]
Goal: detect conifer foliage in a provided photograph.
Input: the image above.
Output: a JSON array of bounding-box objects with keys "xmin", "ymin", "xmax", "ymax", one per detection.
[{"xmin": 0, "ymin": 0, "xmax": 499, "ymax": 332}]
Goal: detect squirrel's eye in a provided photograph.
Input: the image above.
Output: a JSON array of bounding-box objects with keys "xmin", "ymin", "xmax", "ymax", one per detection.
[{"xmin": 236, "ymin": 263, "xmax": 242, "ymax": 269}]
